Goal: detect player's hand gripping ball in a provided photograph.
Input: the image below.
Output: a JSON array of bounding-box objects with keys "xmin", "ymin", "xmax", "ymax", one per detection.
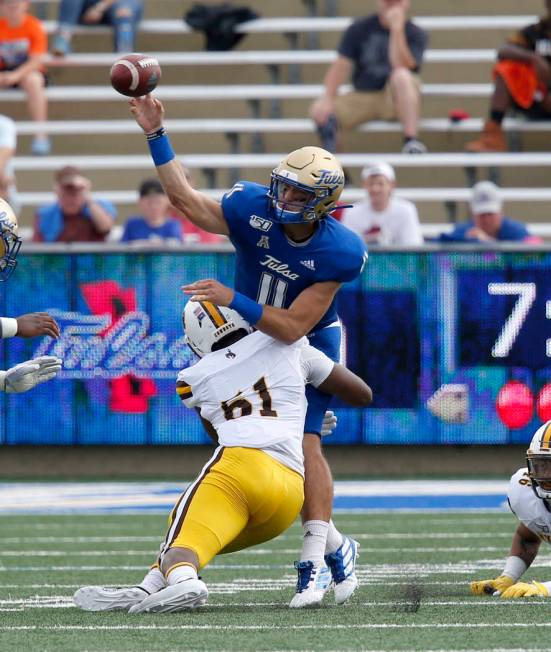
[{"xmin": 110, "ymin": 53, "xmax": 161, "ymax": 97}]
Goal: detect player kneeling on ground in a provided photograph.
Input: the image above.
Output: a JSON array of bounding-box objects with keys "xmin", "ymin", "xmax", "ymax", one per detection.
[
  {"xmin": 74, "ymin": 299, "xmax": 372, "ymax": 613},
  {"xmin": 471, "ymin": 421, "xmax": 551, "ymax": 599}
]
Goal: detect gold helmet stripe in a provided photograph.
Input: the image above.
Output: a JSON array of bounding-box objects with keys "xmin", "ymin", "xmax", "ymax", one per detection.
[
  {"xmin": 541, "ymin": 422, "xmax": 551, "ymax": 450},
  {"xmin": 199, "ymin": 301, "xmax": 226, "ymax": 328}
]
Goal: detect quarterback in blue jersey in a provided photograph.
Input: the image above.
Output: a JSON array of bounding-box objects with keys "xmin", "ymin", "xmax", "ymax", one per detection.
[{"xmin": 129, "ymin": 95, "xmax": 367, "ymax": 608}]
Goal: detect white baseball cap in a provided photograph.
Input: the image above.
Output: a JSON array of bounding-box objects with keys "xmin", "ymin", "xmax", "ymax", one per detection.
[
  {"xmin": 470, "ymin": 181, "xmax": 503, "ymax": 215},
  {"xmin": 361, "ymin": 162, "xmax": 396, "ymax": 182}
]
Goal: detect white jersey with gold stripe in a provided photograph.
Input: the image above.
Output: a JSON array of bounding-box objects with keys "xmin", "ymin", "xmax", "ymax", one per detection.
[
  {"xmin": 176, "ymin": 330, "xmax": 334, "ymax": 475},
  {"xmin": 508, "ymin": 467, "xmax": 551, "ymax": 545}
]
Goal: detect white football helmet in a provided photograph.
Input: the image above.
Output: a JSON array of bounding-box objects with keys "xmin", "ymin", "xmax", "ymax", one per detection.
[
  {"xmin": 527, "ymin": 421, "xmax": 551, "ymax": 501},
  {"xmin": 182, "ymin": 300, "xmax": 251, "ymax": 358},
  {"xmin": 268, "ymin": 146, "xmax": 345, "ymax": 224},
  {"xmin": 0, "ymin": 198, "xmax": 21, "ymax": 281}
]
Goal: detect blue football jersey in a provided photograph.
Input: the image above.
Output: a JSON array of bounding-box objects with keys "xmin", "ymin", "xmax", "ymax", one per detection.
[{"xmin": 221, "ymin": 181, "xmax": 368, "ymax": 333}]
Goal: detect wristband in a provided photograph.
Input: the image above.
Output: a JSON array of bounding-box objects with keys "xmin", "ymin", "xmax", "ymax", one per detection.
[
  {"xmin": 229, "ymin": 292, "xmax": 263, "ymax": 326},
  {"xmin": 0, "ymin": 317, "xmax": 18, "ymax": 338},
  {"xmin": 146, "ymin": 127, "xmax": 175, "ymax": 166},
  {"xmin": 503, "ymin": 555, "xmax": 528, "ymax": 582}
]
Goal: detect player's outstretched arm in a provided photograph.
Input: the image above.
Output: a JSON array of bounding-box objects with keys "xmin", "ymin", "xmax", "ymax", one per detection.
[
  {"xmin": 182, "ymin": 278, "xmax": 341, "ymax": 345},
  {"xmin": 0, "ymin": 356, "xmax": 62, "ymax": 393},
  {"xmin": 0, "ymin": 313, "xmax": 60, "ymax": 339},
  {"xmin": 470, "ymin": 522, "xmax": 540, "ymax": 596},
  {"xmin": 317, "ymin": 364, "xmax": 372, "ymax": 407},
  {"xmin": 129, "ymin": 95, "xmax": 229, "ymax": 236}
]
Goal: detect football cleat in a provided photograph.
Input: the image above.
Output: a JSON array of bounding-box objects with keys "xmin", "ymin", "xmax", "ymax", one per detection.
[
  {"xmin": 128, "ymin": 579, "xmax": 208, "ymax": 614},
  {"xmin": 73, "ymin": 585, "xmax": 148, "ymax": 611},
  {"xmin": 289, "ymin": 561, "xmax": 331, "ymax": 608},
  {"xmin": 325, "ymin": 536, "xmax": 360, "ymax": 604}
]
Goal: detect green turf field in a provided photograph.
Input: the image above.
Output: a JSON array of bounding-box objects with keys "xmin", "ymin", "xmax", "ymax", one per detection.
[{"xmin": 0, "ymin": 510, "xmax": 550, "ymax": 651}]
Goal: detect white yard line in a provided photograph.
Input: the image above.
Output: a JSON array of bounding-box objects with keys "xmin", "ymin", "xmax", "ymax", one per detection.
[
  {"xmin": 0, "ymin": 597, "xmax": 549, "ymax": 608},
  {"xmin": 3, "ymin": 623, "xmax": 551, "ymax": 631},
  {"xmin": 0, "ymin": 546, "xmax": 518, "ymax": 556},
  {"xmin": 0, "ymin": 531, "xmax": 516, "ymax": 544}
]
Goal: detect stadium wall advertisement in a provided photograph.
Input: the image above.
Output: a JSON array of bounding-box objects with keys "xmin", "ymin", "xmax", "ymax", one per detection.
[{"xmin": 2, "ymin": 246, "xmax": 551, "ymax": 446}]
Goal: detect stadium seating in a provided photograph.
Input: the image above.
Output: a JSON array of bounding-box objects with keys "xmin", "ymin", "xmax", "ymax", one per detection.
[{"xmin": 6, "ymin": 0, "xmax": 548, "ymax": 236}]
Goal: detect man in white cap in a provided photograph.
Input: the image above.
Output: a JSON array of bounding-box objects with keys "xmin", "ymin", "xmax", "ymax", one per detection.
[
  {"xmin": 341, "ymin": 162, "xmax": 423, "ymax": 245},
  {"xmin": 439, "ymin": 181, "xmax": 538, "ymax": 242}
]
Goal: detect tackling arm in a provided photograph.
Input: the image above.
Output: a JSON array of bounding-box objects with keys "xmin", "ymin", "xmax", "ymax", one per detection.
[{"xmin": 317, "ymin": 364, "xmax": 372, "ymax": 407}]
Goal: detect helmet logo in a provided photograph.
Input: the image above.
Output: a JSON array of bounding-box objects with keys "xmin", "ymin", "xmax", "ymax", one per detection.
[
  {"xmin": 193, "ymin": 305, "xmax": 206, "ymax": 328},
  {"xmin": 278, "ymin": 169, "xmax": 299, "ymax": 181},
  {"xmin": 317, "ymin": 169, "xmax": 344, "ymax": 186}
]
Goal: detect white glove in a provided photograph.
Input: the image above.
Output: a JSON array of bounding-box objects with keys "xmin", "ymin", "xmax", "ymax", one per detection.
[
  {"xmin": 1, "ymin": 356, "xmax": 62, "ymax": 393},
  {"xmin": 321, "ymin": 410, "xmax": 337, "ymax": 437}
]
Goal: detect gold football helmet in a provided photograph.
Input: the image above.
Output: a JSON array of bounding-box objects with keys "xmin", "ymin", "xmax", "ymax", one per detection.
[
  {"xmin": 268, "ymin": 146, "xmax": 345, "ymax": 223},
  {"xmin": 527, "ymin": 421, "xmax": 551, "ymax": 501},
  {"xmin": 0, "ymin": 198, "xmax": 21, "ymax": 281}
]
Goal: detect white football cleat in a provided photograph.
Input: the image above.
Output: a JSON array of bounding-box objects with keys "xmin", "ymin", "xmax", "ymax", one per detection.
[
  {"xmin": 74, "ymin": 585, "xmax": 148, "ymax": 611},
  {"xmin": 289, "ymin": 561, "xmax": 332, "ymax": 608},
  {"xmin": 128, "ymin": 579, "xmax": 208, "ymax": 613},
  {"xmin": 325, "ymin": 536, "xmax": 360, "ymax": 604}
]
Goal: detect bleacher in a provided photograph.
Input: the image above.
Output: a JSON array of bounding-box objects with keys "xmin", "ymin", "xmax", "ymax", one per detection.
[{"xmin": 5, "ymin": 0, "xmax": 550, "ymax": 238}]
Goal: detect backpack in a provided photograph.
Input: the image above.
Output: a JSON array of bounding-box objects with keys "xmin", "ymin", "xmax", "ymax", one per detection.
[{"xmin": 184, "ymin": 3, "xmax": 259, "ymax": 51}]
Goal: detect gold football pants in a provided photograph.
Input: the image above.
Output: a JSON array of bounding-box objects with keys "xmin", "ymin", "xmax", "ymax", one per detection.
[{"xmin": 161, "ymin": 446, "xmax": 304, "ymax": 569}]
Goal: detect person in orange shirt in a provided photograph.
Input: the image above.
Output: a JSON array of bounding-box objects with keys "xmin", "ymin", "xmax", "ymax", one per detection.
[{"xmin": 0, "ymin": 0, "xmax": 49, "ymax": 155}]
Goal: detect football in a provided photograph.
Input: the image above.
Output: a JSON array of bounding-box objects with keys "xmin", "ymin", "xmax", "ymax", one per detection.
[{"xmin": 110, "ymin": 53, "xmax": 161, "ymax": 98}]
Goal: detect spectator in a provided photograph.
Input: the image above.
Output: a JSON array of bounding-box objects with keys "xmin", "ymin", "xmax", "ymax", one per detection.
[
  {"xmin": 0, "ymin": 114, "xmax": 18, "ymax": 210},
  {"xmin": 0, "ymin": 0, "xmax": 49, "ymax": 155},
  {"xmin": 466, "ymin": 1, "xmax": 551, "ymax": 152},
  {"xmin": 33, "ymin": 166, "xmax": 116, "ymax": 242},
  {"xmin": 120, "ymin": 178, "xmax": 184, "ymax": 244},
  {"xmin": 341, "ymin": 162, "xmax": 423, "ymax": 245},
  {"xmin": 51, "ymin": 0, "xmax": 143, "ymax": 57},
  {"xmin": 438, "ymin": 181, "xmax": 541, "ymax": 243},
  {"xmin": 171, "ymin": 167, "xmax": 226, "ymax": 245},
  {"xmin": 309, "ymin": 0, "xmax": 428, "ymax": 154}
]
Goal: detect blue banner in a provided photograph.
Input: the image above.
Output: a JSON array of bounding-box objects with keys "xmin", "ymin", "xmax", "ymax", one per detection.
[{"xmin": 3, "ymin": 248, "xmax": 551, "ymax": 446}]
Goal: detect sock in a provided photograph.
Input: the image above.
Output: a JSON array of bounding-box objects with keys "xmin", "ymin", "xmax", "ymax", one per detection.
[
  {"xmin": 325, "ymin": 519, "xmax": 344, "ymax": 555},
  {"xmin": 490, "ymin": 110, "xmax": 505, "ymax": 125},
  {"xmin": 300, "ymin": 520, "xmax": 329, "ymax": 565},
  {"xmin": 137, "ymin": 567, "xmax": 166, "ymax": 594},
  {"xmin": 165, "ymin": 563, "xmax": 198, "ymax": 586}
]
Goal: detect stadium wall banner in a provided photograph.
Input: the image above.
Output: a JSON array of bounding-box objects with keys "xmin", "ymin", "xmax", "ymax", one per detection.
[{"xmin": 2, "ymin": 245, "xmax": 551, "ymax": 446}]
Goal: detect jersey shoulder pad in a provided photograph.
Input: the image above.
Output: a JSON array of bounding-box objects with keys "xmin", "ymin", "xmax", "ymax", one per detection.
[
  {"xmin": 326, "ymin": 220, "xmax": 368, "ymax": 281},
  {"xmin": 221, "ymin": 181, "xmax": 271, "ymax": 233},
  {"xmin": 176, "ymin": 364, "xmax": 203, "ymax": 407}
]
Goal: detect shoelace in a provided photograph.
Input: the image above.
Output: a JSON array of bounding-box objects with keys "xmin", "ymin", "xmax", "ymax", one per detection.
[{"xmin": 293, "ymin": 561, "xmax": 314, "ymax": 593}]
